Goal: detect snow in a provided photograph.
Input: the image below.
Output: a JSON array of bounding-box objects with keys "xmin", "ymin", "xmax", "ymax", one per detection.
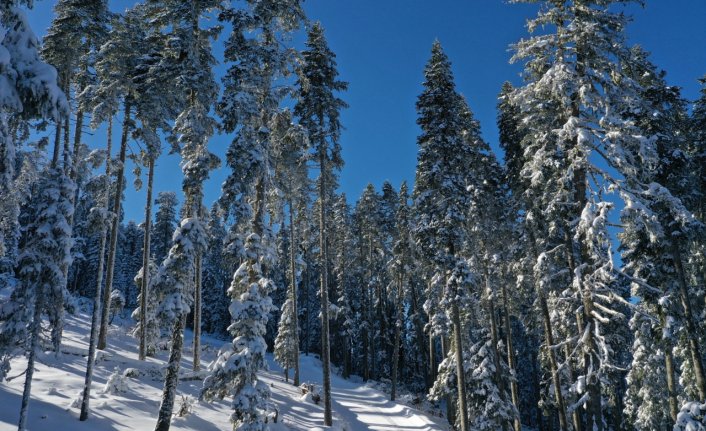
[
  {"xmin": 0, "ymin": 6, "xmax": 67, "ymax": 119},
  {"xmin": 675, "ymin": 402, "xmax": 706, "ymax": 431},
  {"xmin": 0, "ymin": 312, "xmax": 449, "ymax": 431}
]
